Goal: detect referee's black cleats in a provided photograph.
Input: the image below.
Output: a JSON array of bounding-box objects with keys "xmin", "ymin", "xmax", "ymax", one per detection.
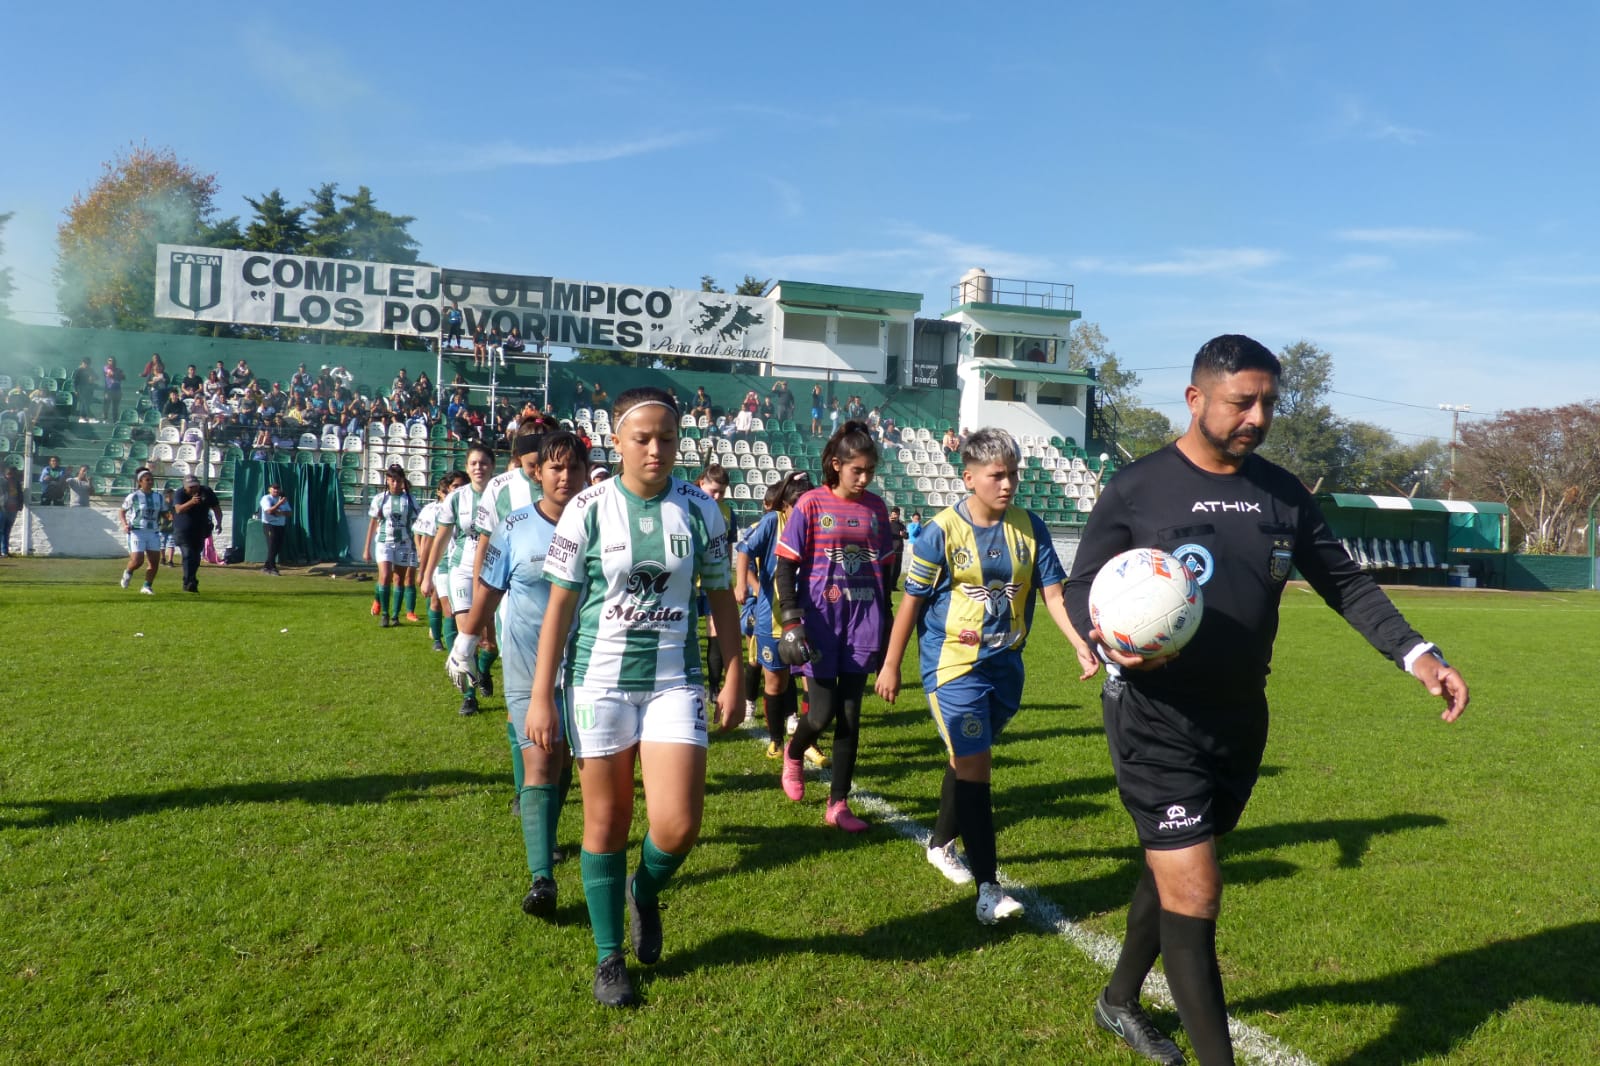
[
  {"xmin": 1094, "ymin": 991, "xmax": 1186, "ymax": 1065},
  {"xmin": 521, "ymin": 876, "xmax": 556, "ymax": 918},
  {"xmin": 627, "ymin": 874, "xmax": 663, "ymax": 964},
  {"xmin": 592, "ymin": 951, "xmax": 637, "ymax": 1008}
]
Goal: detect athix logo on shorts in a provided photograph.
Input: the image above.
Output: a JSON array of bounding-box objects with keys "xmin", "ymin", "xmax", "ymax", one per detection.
[
  {"xmin": 606, "ymin": 562, "xmax": 686, "ymax": 629},
  {"xmin": 1158, "ymin": 803, "xmax": 1203, "ymax": 832}
]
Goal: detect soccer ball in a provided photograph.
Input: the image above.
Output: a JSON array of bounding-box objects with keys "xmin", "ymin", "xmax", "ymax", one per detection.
[{"xmin": 1088, "ymin": 547, "xmax": 1203, "ymax": 659}]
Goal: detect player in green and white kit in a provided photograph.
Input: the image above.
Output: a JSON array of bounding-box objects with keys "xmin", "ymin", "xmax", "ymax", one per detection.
[
  {"xmin": 448, "ymin": 430, "xmax": 589, "ymax": 917},
  {"xmin": 422, "ymin": 443, "xmax": 494, "ymax": 715},
  {"xmin": 529, "ymin": 387, "xmax": 744, "ymax": 1008},
  {"xmin": 363, "ymin": 465, "xmax": 421, "ymax": 627},
  {"xmin": 413, "ymin": 472, "xmax": 465, "ymax": 651}
]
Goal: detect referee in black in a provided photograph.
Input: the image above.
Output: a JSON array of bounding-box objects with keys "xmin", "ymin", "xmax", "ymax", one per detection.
[{"xmin": 1064, "ymin": 335, "xmax": 1468, "ymax": 1066}]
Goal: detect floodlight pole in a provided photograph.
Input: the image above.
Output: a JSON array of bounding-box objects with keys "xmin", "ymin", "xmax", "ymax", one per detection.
[{"xmin": 1438, "ymin": 403, "xmax": 1470, "ymax": 499}]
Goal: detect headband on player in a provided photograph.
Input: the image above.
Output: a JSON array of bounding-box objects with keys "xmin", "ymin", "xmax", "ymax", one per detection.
[{"xmin": 614, "ymin": 400, "xmax": 676, "ymax": 429}]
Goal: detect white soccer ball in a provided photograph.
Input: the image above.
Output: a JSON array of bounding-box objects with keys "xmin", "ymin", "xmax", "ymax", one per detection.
[{"xmin": 1088, "ymin": 547, "xmax": 1203, "ymax": 659}]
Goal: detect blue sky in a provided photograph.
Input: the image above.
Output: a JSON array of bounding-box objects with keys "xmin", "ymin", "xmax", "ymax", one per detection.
[{"xmin": 4, "ymin": 2, "xmax": 1597, "ymax": 441}]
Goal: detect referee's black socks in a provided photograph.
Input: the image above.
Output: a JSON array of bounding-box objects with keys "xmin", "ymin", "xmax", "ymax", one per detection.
[
  {"xmin": 1160, "ymin": 909, "xmax": 1234, "ymax": 1065},
  {"xmin": 1106, "ymin": 864, "xmax": 1162, "ymax": 1006}
]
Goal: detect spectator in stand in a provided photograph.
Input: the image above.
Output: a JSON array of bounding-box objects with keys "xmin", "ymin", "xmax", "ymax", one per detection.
[
  {"xmin": 259, "ymin": 482, "xmax": 291, "ymax": 575},
  {"xmin": 262, "ymin": 382, "xmax": 288, "ymax": 418},
  {"xmin": 574, "ymin": 380, "xmax": 590, "ymax": 411},
  {"xmin": 444, "ymin": 302, "xmax": 465, "ymax": 350},
  {"xmin": 503, "ymin": 327, "xmax": 526, "ymax": 363},
  {"xmin": 691, "ymin": 387, "xmax": 712, "ymax": 422},
  {"xmin": 230, "ymin": 358, "xmax": 253, "ymax": 390},
  {"xmin": 72, "ymin": 357, "xmax": 96, "ymax": 420},
  {"xmin": 487, "ymin": 327, "xmax": 504, "ymax": 364},
  {"xmin": 472, "ymin": 325, "xmax": 489, "ymax": 368},
  {"xmin": 205, "ymin": 362, "xmax": 228, "ymax": 401},
  {"xmin": 38, "ymin": 456, "xmax": 68, "ymax": 506},
  {"xmin": 941, "ymin": 427, "xmax": 960, "ymax": 457},
  {"xmin": 467, "ymin": 408, "xmax": 487, "ymax": 443},
  {"xmin": 772, "ymin": 380, "xmax": 796, "ymax": 423},
  {"xmin": 160, "ymin": 390, "xmax": 187, "ymax": 426},
  {"xmin": 810, "ymin": 384, "xmax": 824, "ymax": 437},
  {"xmin": 828, "ymin": 397, "xmax": 841, "ymax": 435},
  {"xmin": 179, "ymin": 364, "xmax": 203, "ymax": 399},
  {"xmin": 102, "ymin": 357, "xmax": 126, "ymax": 423},
  {"xmin": 867, "ymin": 407, "xmax": 882, "ymax": 436},
  {"xmin": 734, "ymin": 405, "xmax": 755, "ymax": 435},
  {"xmin": 885, "ymin": 505, "xmax": 907, "ymax": 592},
  {"xmin": 391, "ymin": 369, "xmax": 410, "ymax": 406},
  {"xmin": 760, "ymin": 394, "xmax": 775, "ymax": 422},
  {"xmin": 446, "ymin": 389, "xmax": 468, "ymax": 424},
  {"xmin": 846, "ymin": 395, "xmax": 866, "ymax": 421},
  {"xmin": 238, "ymin": 384, "xmax": 262, "ymax": 428},
  {"xmin": 141, "ymin": 352, "xmax": 166, "ymax": 389},
  {"xmin": 589, "ymin": 464, "xmax": 610, "ymax": 485},
  {"xmin": 145, "ymin": 356, "xmax": 171, "ymax": 408},
  {"xmin": 66, "ymin": 465, "xmax": 92, "ymax": 507},
  {"xmin": 415, "ymin": 372, "xmax": 434, "ymax": 407},
  {"xmin": 743, "ymin": 390, "xmax": 760, "ymax": 415},
  {"xmin": 881, "ymin": 418, "xmax": 901, "ymax": 447},
  {"xmin": 290, "ymin": 362, "xmax": 312, "ymax": 399},
  {"xmin": 251, "ymin": 425, "xmax": 273, "ymax": 461},
  {"xmin": 2, "ymin": 467, "xmax": 25, "ymax": 556},
  {"xmin": 590, "ymin": 381, "xmax": 608, "ymax": 409},
  {"xmin": 907, "ymin": 510, "xmax": 924, "ymax": 542}
]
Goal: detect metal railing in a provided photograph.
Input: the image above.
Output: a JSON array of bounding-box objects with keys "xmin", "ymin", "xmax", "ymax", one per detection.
[{"xmin": 950, "ymin": 276, "xmax": 1074, "ymax": 312}]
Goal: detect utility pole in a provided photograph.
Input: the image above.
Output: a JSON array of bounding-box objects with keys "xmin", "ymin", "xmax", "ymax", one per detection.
[{"xmin": 1438, "ymin": 403, "xmax": 1470, "ymax": 499}]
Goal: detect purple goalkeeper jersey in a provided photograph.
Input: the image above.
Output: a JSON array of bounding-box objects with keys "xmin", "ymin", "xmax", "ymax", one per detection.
[{"xmin": 775, "ymin": 486, "xmax": 895, "ymax": 676}]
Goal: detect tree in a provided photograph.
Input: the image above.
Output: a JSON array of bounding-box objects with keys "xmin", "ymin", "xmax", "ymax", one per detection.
[
  {"xmin": 1257, "ymin": 340, "xmax": 1344, "ymax": 487},
  {"xmin": 335, "ymin": 186, "xmax": 419, "ymax": 264},
  {"xmin": 0, "ymin": 211, "xmax": 14, "ymax": 320},
  {"xmin": 55, "ymin": 144, "xmax": 226, "ymax": 330},
  {"xmin": 1066, "ymin": 322, "xmax": 1140, "ymax": 407},
  {"xmin": 1454, "ymin": 402, "xmax": 1600, "ymax": 553},
  {"xmin": 1116, "ymin": 405, "xmax": 1178, "ymax": 460},
  {"xmin": 241, "ymin": 189, "xmax": 309, "ymax": 253}
]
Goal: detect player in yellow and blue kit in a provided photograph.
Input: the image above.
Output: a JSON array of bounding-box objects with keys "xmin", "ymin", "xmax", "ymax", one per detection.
[{"xmin": 877, "ymin": 427, "xmax": 1090, "ymax": 924}]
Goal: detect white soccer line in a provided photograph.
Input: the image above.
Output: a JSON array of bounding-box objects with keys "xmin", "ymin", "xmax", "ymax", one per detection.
[{"xmin": 746, "ymin": 723, "xmax": 1317, "ymax": 1065}]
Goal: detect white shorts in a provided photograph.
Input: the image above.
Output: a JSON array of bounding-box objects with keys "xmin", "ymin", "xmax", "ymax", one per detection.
[
  {"xmin": 127, "ymin": 530, "xmax": 162, "ymax": 554},
  {"xmin": 431, "ymin": 565, "xmax": 448, "ymax": 597},
  {"xmin": 448, "ymin": 564, "xmax": 475, "ymax": 612},
  {"xmin": 375, "ymin": 541, "xmax": 418, "ymax": 568},
  {"xmin": 568, "ymin": 684, "xmax": 709, "ymax": 758}
]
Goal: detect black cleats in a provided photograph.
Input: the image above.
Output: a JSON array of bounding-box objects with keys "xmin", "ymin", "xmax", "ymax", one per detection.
[
  {"xmin": 478, "ymin": 670, "xmax": 493, "ymax": 697},
  {"xmin": 379, "ymin": 616, "xmax": 391, "ymax": 628},
  {"xmin": 521, "ymin": 876, "xmax": 557, "ymax": 917},
  {"xmin": 432, "ymin": 639, "xmax": 445, "ymax": 652},
  {"xmin": 592, "ymin": 951, "xmax": 637, "ymax": 1008},
  {"xmin": 458, "ymin": 693, "xmax": 479, "ymax": 716},
  {"xmin": 1094, "ymin": 991, "xmax": 1186, "ymax": 1065},
  {"xmin": 627, "ymin": 873, "xmax": 662, "ymax": 964}
]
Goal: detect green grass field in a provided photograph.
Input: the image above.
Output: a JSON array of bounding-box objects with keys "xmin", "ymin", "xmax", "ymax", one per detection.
[{"xmin": 3, "ymin": 558, "xmax": 1599, "ymax": 1065}]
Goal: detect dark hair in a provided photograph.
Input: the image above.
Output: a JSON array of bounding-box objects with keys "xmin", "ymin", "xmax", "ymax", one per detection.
[
  {"xmin": 698, "ymin": 462, "xmax": 730, "ymax": 488},
  {"xmin": 762, "ymin": 470, "xmax": 812, "ymax": 511},
  {"xmin": 613, "ymin": 386, "xmax": 678, "ymax": 425},
  {"xmin": 820, "ymin": 420, "xmax": 878, "ymax": 487},
  {"xmin": 465, "ymin": 442, "xmax": 496, "ymax": 465},
  {"xmin": 537, "ymin": 429, "xmax": 586, "ymax": 469},
  {"xmin": 385, "ymin": 463, "xmax": 407, "ymax": 481},
  {"xmin": 1191, "ymin": 334, "xmax": 1281, "ymax": 383}
]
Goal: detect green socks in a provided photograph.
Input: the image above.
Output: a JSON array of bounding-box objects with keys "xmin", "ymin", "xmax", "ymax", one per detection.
[
  {"xmin": 476, "ymin": 646, "xmax": 499, "ymax": 675},
  {"xmin": 427, "ymin": 607, "xmax": 442, "ymax": 641},
  {"xmin": 442, "ymin": 613, "xmax": 458, "ymax": 644},
  {"xmin": 376, "ymin": 584, "xmax": 391, "ymax": 618},
  {"xmin": 631, "ymin": 833, "xmax": 688, "ymax": 908},
  {"xmin": 519, "ymin": 784, "xmax": 557, "ymax": 879},
  {"xmin": 507, "ymin": 720, "xmax": 525, "ymax": 791},
  {"xmin": 580, "ymin": 849, "xmax": 628, "ymax": 962},
  {"xmin": 402, "ymin": 585, "xmax": 417, "ymax": 614}
]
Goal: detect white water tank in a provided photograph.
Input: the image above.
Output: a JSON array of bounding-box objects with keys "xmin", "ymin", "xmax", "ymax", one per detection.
[{"xmin": 959, "ymin": 267, "xmax": 994, "ymax": 305}]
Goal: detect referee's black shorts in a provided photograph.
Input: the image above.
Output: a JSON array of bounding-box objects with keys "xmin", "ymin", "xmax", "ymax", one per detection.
[{"xmin": 1101, "ymin": 675, "xmax": 1268, "ymax": 850}]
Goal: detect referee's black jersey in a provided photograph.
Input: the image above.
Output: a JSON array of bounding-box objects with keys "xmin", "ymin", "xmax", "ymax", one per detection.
[{"xmin": 1064, "ymin": 443, "xmax": 1422, "ymax": 705}]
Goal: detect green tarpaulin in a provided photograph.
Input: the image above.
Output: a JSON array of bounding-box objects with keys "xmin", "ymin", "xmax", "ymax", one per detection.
[{"xmin": 230, "ymin": 460, "xmax": 350, "ymax": 564}]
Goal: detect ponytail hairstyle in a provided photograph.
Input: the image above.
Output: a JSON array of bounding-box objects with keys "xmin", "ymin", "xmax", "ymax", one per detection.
[
  {"xmin": 820, "ymin": 420, "xmax": 878, "ymax": 488},
  {"xmin": 762, "ymin": 469, "xmax": 812, "ymax": 511}
]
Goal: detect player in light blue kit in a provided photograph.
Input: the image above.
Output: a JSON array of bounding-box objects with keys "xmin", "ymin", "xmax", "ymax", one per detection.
[{"xmin": 449, "ymin": 431, "xmax": 590, "ymax": 918}]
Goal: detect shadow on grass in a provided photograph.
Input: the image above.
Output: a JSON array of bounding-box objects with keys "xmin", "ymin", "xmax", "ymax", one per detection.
[
  {"xmin": 1042, "ymin": 813, "xmax": 1448, "ymax": 872},
  {"xmin": 0, "ymin": 769, "xmax": 502, "ymax": 829},
  {"xmin": 647, "ymin": 892, "xmax": 1028, "ymax": 983},
  {"xmin": 1232, "ymin": 920, "xmax": 1600, "ymax": 1065}
]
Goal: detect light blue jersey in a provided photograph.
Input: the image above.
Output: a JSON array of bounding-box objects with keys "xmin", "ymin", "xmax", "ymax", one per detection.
[{"xmin": 479, "ymin": 501, "xmax": 575, "ymax": 702}]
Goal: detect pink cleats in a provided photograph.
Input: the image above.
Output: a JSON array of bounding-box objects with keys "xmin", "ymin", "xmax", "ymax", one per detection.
[
  {"xmin": 825, "ymin": 799, "xmax": 868, "ymax": 833},
  {"xmin": 781, "ymin": 752, "xmax": 804, "ymax": 801}
]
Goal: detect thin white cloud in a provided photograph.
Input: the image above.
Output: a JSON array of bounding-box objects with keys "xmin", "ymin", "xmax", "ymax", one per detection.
[
  {"xmin": 1071, "ymin": 248, "xmax": 1282, "ymax": 277},
  {"xmin": 766, "ymin": 177, "xmax": 803, "ymax": 220},
  {"xmin": 1336, "ymin": 227, "xmax": 1474, "ymax": 245},
  {"xmin": 1327, "ymin": 96, "xmax": 1426, "ymax": 145},
  {"xmin": 429, "ymin": 132, "xmax": 709, "ymax": 173},
  {"xmin": 1330, "ymin": 253, "xmax": 1394, "ymax": 273},
  {"xmin": 239, "ymin": 22, "xmax": 373, "ymax": 110},
  {"xmin": 737, "ymin": 227, "xmax": 1051, "ymax": 285}
]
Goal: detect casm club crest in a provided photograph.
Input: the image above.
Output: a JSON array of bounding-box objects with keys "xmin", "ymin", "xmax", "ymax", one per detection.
[{"xmin": 168, "ymin": 250, "xmax": 223, "ymax": 316}]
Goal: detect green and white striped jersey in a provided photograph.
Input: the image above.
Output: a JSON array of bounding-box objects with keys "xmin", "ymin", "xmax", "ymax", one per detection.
[
  {"xmin": 473, "ymin": 467, "xmax": 540, "ymax": 539},
  {"xmin": 368, "ymin": 491, "xmax": 419, "ymax": 546},
  {"xmin": 412, "ymin": 500, "xmax": 443, "ymax": 540},
  {"xmin": 545, "ymin": 477, "xmax": 730, "ymax": 692},
  {"xmin": 435, "ymin": 484, "xmax": 484, "ymax": 572}
]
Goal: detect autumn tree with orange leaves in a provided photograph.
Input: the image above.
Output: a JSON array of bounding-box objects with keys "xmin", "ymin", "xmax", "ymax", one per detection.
[{"xmin": 55, "ymin": 144, "xmax": 236, "ymax": 331}]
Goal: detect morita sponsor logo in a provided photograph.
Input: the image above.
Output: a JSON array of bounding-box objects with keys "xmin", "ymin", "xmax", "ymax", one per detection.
[{"xmin": 1190, "ymin": 500, "xmax": 1263, "ymax": 513}]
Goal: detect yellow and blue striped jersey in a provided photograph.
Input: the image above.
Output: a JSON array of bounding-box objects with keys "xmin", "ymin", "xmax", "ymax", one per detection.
[{"xmin": 903, "ymin": 500, "xmax": 1065, "ymax": 691}]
